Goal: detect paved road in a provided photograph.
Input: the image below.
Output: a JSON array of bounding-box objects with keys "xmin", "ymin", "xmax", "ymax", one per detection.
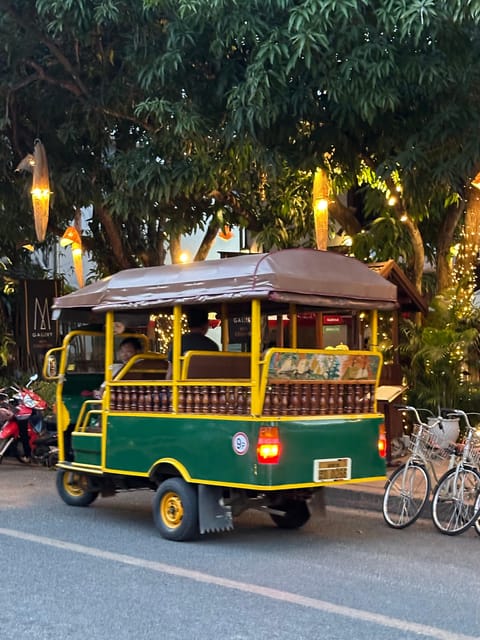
[{"xmin": 1, "ymin": 460, "xmax": 479, "ymax": 640}]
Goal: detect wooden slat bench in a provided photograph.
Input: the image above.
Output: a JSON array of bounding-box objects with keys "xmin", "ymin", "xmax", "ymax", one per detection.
[
  {"xmin": 182, "ymin": 351, "xmax": 251, "ymax": 380},
  {"xmin": 116, "ymin": 354, "xmax": 169, "ymax": 381}
]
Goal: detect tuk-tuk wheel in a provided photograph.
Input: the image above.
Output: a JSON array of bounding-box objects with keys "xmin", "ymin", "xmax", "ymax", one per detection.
[
  {"xmin": 56, "ymin": 469, "xmax": 99, "ymax": 507},
  {"xmin": 270, "ymin": 499, "xmax": 311, "ymax": 529},
  {"xmin": 153, "ymin": 477, "xmax": 199, "ymax": 541}
]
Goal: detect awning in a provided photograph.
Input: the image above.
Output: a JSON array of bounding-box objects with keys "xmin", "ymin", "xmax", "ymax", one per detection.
[{"xmin": 52, "ymin": 248, "xmax": 398, "ymax": 319}]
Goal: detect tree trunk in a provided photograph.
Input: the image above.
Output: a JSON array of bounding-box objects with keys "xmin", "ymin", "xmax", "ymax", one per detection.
[
  {"xmin": 436, "ymin": 201, "xmax": 464, "ymax": 294},
  {"xmin": 170, "ymin": 234, "xmax": 181, "ymax": 264},
  {"xmin": 95, "ymin": 204, "xmax": 136, "ymax": 270},
  {"xmin": 194, "ymin": 220, "xmax": 220, "ymax": 261},
  {"xmin": 329, "ymin": 198, "xmax": 362, "ymax": 236},
  {"xmin": 402, "ymin": 216, "xmax": 425, "ymax": 294},
  {"xmin": 450, "ymin": 189, "xmax": 480, "ymax": 302}
]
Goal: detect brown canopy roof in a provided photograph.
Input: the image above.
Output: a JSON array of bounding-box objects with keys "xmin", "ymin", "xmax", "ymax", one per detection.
[{"xmin": 52, "ymin": 249, "xmax": 397, "ymax": 320}]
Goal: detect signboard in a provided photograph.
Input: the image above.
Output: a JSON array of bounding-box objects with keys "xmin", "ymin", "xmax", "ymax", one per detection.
[
  {"xmin": 323, "ymin": 314, "xmax": 345, "ymax": 325},
  {"xmin": 18, "ymin": 279, "xmax": 61, "ymax": 354},
  {"xmin": 228, "ymin": 315, "xmax": 251, "ymax": 344}
]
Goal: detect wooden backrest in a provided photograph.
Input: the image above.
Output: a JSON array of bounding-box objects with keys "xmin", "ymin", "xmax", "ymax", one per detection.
[
  {"xmin": 182, "ymin": 351, "xmax": 251, "ymax": 380},
  {"xmin": 117, "ymin": 354, "xmax": 169, "ymax": 381}
]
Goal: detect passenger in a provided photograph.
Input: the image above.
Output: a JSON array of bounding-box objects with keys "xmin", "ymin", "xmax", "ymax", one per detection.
[
  {"xmin": 166, "ymin": 309, "xmax": 219, "ymax": 378},
  {"xmin": 93, "ymin": 337, "xmax": 143, "ymax": 398},
  {"xmin": 112, "ymin": 337, "xmax": 144, "ymax": 377}
]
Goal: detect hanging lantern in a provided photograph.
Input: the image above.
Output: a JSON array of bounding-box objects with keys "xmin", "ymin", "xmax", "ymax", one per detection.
[
  {"xmin": 60, "ymin": 225, "xmax": 84, "ymax": 288},
  {"xmin": 218, "ymin": 225, "xmax": 234, "ymax": 240},
  {"xmin": 71, "ymin": 242, "xmax": 84, "ymax": 288},
  {"xmin": 15, "ymin": 140, "xmax": 50, "ymax": 242},
  {"xmin": 472, "ymin": 172, "xmax": 480, "ymax": 190},
  {"xmin": 60, "ymin": 226, "xmax": 81, "ymax": 247},
  {"xmin": 312, "ymin": 168, "xmax": 330, "ymax": 251}
]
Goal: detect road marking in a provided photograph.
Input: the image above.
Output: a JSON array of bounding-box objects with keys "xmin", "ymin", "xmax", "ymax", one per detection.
[{"xmin": 0, "ymin": 526, "xmax": 474, "ymax": 640}]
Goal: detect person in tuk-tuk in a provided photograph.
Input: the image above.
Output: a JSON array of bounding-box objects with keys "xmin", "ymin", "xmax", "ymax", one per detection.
[
  {"xmin": 166, "ymin": 309, "xmax": 218, "ymax": 378},
  {"xmin": 63, "ymin": 336, "xmax": 145, "ymax": 461},
  {"xmin": 112, "ymin": 337, "xmax": 144, "ymax": 376},
  {"xmin": 93, "ymin": 337, "xmax": 144, "ymax": 399}
]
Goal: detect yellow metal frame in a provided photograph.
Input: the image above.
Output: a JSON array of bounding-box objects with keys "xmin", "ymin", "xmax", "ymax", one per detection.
[{"xmin": 51, "ymin": 300, "xmax": 385, "ymax": 467}]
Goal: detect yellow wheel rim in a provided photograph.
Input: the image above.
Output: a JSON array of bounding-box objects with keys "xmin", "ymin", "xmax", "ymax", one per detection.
[
  {"xmin": 64, "ymin": 473, "xmax": 86, "ymax": 498},
  {"xmin": 160, "ymin": 491, "xmax": 184, "ymax": 528}
]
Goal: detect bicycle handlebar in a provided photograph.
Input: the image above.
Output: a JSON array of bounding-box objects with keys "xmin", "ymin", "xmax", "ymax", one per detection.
[{"xmin": 393, "ymin": 405, "xmax": 447, "ymax": 432}]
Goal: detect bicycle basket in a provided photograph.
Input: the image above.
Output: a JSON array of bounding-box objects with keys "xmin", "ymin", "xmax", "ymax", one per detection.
[
  {"xmin": 466, "ymin": 435, "xmax": 480, "ymax": 467},
  {"xmin": 409, "ymin": 424, "xmax": 450, "ymax": 461}
]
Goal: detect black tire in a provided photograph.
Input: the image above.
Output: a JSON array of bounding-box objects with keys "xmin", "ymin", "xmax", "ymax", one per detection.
[
  {"xmin": 382, "ymin": 462, "xmax": 430, "ymax": 529},
  {"xmin": 473, "ymin": 494, "xmax": 480, "ymax": 536},
  {"xmin": 153, "ymin": 478, "xmax": 199, "ymax": 541},
  {"xmin": 47, "ymin": 450, "xmax": 59, "ymax": 468},
  {"xmin": 270, "ymin": 499, "xmax": 311, "ymax": 529},
  {"xmin": 474, "ymin": 492, "xmax": 480, "ymax": 536},
  {"xmin": 56, "ymin": 469, "xmax": 99, "ymax": 507},
  {"xmin": 431, "ymin": 466, "xmax": 480, "ymax": 535}
]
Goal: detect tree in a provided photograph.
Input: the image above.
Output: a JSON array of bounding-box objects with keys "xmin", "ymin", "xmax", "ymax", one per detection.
[
  {"xmin": 0, "ymin": 0, "xmax": 320, "ymax": 275},
  {"xmin": 144, "ymin": 0, "xmax": 480, "ymax": 292},
  {"xmin": 2, "ymin": 0, "xmax": 480, "ymax": 293}
]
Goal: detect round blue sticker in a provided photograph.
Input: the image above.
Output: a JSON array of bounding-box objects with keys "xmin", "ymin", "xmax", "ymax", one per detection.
[{"xmin": 232, "ymin": 432, "xmax": 249, "ymax": 455}]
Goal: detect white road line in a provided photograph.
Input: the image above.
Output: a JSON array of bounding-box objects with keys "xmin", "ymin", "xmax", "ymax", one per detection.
[{"xmin": 0, "ymin": 526, "xmax": 473, "ymax": 640}]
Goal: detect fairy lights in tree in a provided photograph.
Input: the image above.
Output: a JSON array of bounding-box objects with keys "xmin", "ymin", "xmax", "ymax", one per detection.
[
  {"xmin": 450, "ymin": 187, "xmax": 480, "ymax": 320},
  {"xmin": 151, "ymin": 313, "xmax": 189, "ymax": 353}
]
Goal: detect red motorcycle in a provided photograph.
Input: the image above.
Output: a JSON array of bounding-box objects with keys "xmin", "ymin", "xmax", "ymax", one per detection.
[{"xmin": 0, "ymin": 374, "xmax": 58, "ymax": 467}]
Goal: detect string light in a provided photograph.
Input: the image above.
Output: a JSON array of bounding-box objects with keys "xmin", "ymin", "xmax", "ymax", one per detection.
[{"xmin": 151, "ymin": 313, "xmax": 189, "ymax": 353}]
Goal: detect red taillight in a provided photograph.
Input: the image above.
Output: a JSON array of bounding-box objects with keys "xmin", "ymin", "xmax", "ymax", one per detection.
[
  {"xmin": 257, "ymin": 425, "xmax": 281, "ymax": 464},
  {"xmin": 378, "ymin": 423, "xmax": 387, "ymax": 458}
]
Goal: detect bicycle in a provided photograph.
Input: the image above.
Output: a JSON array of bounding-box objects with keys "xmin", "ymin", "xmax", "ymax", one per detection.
[
  {"xmin": 430, "ymin": 410, "xmax": 480, "ymax": 536},
  {"xmin": 383, "ymin": 405, "xmax": 458, "ymax": 529}
]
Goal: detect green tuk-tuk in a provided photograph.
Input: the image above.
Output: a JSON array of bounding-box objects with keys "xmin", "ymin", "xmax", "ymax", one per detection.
[{"xmin": 43, "ymin": 248, "xmax": 397, "ymax": 541}]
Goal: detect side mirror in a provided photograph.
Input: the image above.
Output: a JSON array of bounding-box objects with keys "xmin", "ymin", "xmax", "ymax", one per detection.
[
  {"xmin": 26, "ymin": 373, "xmax": 39, "ymax": 387},
  {"xmin": 43, "ymin": 353, "xmax": 59, "ymax": 379}
]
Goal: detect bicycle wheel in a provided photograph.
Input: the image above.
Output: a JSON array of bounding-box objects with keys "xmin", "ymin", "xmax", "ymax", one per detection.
[
  {"xmin": 431, "ymin": 466, "xmax": 480, "ymax": 535},
  {"xmin": 383, "ymin": 461, "xmax": 430, "ymax": 528},
  {"xmin": 473, "ymin": 493, "xmax": 480, "ymax": 536}
]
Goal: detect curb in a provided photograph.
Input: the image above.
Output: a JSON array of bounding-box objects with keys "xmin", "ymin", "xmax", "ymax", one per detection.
[
  {"xmin": 324, "ymin": 484, "xmax": 432, "ymax": 520},
  {"xmin": 324, "ymin": 486, "xmax": 383, "ymax": 513}
]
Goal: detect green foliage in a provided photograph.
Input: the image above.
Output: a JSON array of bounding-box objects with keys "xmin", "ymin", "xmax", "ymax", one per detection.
[
  {"xmin": 400, "ymin": 295, "xmax": 480, "ymax": 412},
  {"xmin": 1, "ymin": 0, "xmax": 480, "ymax": 282},
  {"xmin": 31, "ymin": 379, "xmax": 57, "ymax": 410},
  {"xmin": 0, "ymin": 334, "xmax": 15, "ymax": 368}
]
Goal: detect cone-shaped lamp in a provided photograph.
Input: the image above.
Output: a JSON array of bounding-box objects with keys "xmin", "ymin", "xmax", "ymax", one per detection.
[
  {"xmin": 31, "ymin": 140, "xmax": 50, "ymax": 242},
  {"xmin": 312, "ymin": 168, "xmax": 329, "ymax": 250},
  {"xmin": 472, "ymin": 172, "xmax": 480, "ymax": 190},
  {"xmin": 15, "ymin": 140, "xmax": 51, "ymax": 242},
  {"xmin": 60, "ymin": 226, "xmax": 81, "ymax": 247},
  {"xmin": 218, "ymin": 225, "xmax": 234, "ymax": 240},
  {"xmin": 60, "ymin": 225, "xmax": 83, "ymax": 287},
  {"xmin": 71, "ymin": 242, "xmax": 84, "ymax": 288}
]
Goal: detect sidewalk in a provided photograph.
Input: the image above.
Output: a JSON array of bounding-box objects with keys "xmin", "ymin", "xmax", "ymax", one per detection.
[
  {"xmin": 324, "ymin": 477, "xmax": 385, "ymax": 513},
  {"xmin": 324, "ymin": 457, "xmax": 454, "ymax": 517}
]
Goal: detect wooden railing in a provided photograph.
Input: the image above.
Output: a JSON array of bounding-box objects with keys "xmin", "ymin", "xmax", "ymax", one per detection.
[
  {"xmin": 109, "ymin": 380, "xmax": 376, "ymax": 416},
  {"xmin": 263, "ymin": 380, "xmax": 375, "ymax": 415},
  {"xmin": 106, "ymin": 350, "xmax": 380, "ymax": 417}
]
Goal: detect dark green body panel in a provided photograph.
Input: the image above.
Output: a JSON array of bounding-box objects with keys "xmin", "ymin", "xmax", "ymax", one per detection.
[
  {"xmin": 62, "ymin": 373, "xmax": 104, "ymax": 424},
  {"xmin": 72, "ymin": 433, "xmax": 102, "ymax": 466},
  {"xmin": 71, "ymin": 414, "xmax": 385, "ymax": 487}
]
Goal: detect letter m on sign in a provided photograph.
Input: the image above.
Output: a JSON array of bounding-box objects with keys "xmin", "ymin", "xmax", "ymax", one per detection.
[
  {"xmin": 20, "ymin": 279, "xmax": 61, "ymax": 355},
  {"xmin": 34, "ymin": 297, "xmax": 51, "ymax": 333}
]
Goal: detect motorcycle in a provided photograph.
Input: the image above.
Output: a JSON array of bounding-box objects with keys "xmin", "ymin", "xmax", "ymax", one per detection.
[{"xmin": 0, "ymin": 374, "xmax": 58, "ymax": 467}]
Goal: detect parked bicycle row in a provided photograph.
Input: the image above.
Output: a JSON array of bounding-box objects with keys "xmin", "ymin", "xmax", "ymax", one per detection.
[{"xmin": 383, "ymin": 405, "xmax": 480, "ymax": 536}]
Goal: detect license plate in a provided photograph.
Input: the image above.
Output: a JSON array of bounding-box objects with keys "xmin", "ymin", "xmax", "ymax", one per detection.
[{"xmin": 313, "ymin": 457, "xmax": 351, "ymax": 482}]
